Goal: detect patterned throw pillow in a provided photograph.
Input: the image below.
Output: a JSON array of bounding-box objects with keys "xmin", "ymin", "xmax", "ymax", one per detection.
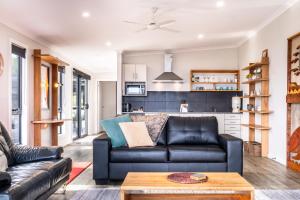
[{"xmin": 131, "ymin": 113, "xmax": 169, "ymax": 143}]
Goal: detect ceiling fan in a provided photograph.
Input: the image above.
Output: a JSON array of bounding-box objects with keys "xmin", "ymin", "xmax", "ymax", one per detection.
[{"xmin": 123, "ymin": 7, "xmax": 180, "ymax": 33}]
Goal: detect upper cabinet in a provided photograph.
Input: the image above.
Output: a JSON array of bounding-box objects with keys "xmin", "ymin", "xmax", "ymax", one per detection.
[
  {"xmin": 124, "ymin": 64, "xmax": 136, "ymax": 82},
  {"xmin": 124, "ymin": 64, "xmax": 147, "ymax": 82}
]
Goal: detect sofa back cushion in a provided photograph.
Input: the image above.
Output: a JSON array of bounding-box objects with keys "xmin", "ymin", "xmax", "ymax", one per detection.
[
  {"xmin": 156, "ymin": 125, "xmax": 167, "ymax": 145},
  {"xmin": 167, "ymin": 116, "xmax": 219, "ymax": 145}
]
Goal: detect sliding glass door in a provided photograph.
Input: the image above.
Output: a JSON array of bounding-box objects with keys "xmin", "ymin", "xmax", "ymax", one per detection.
[
  {"xmin": 72, "ymin": 76, "xmax": 79, "ymax": 139},
  {"xmin": 72, "ymin": 72, "xmax": 89, "ymax": 139},
  {"xmin": 80, "ymin": 78, "xmax": 88, "ymax": 137}
]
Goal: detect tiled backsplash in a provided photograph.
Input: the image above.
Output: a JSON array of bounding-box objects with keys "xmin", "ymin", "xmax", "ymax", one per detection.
[{"xmin": 122, "ymin": 91, "xmax": 242, "ymax": 112}]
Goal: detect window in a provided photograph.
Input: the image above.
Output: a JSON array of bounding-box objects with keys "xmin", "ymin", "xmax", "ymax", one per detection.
[
  {"xmin": 57, "ymin": 67, "xmax": 65, "ymax": 134},
  {"xmin": 11, "ymin": 44, "xmax": 26, "ymax": 144}
]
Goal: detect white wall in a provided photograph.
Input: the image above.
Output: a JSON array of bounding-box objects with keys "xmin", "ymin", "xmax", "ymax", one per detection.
[
  {"xmin": 123, "ymin": 48, "xmax": 239, "ymax": 91},
  {"xmin": 0, "ymin": 22, "xmax": 96, "ymax": 146},
  {"xmin": 238, "ymin": 1, "xmax": 300, "ymax": 165}
]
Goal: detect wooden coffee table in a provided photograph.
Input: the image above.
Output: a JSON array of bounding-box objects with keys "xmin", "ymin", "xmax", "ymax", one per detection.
[{"xmin": 120, "ymin": 172, "xmax": 254, "ymax": 200}]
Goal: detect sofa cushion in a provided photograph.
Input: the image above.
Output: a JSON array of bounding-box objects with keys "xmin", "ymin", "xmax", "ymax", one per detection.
[
  {"xmin": 168, "ymin": 145, "xmax": 226, "ymax": 162},
  {"xmin": 131, "ymin": 114, "xmax": 168, "ymax": 143},
  {"xmin": 156, "ymin": 126, "xmax": 167, "ymax": 146},
  {"xmin": 167, "ymin": 116, "xmax": 219, "ymax": 145},
  {"xmin": 0, "ymin": 136, "xmax": 13, "ymax": 167},
  {"xmin": 0, "ymin": 122, "xmax": 13, "ymax": 149},
  {"xmin": 100, "ymin": 115, "xmax": 132, "ymax": 148},
  {"xmin": 0, "ymin": 150, "xmax": 8, "ymax": 171},
  {"xmin": 110, "ymin": 146, "xmax": 167, "ymax": 163},
  {"xmin": 7, "ymin": 158, "xmax": 72, "ymax": 187},
  {"xmin": 119, "ymin": 122, "xmax": 154, "ymax": 148},
  {"xmin": 4, "ymin": 168, "xmax": 51, "ymax": 200}
]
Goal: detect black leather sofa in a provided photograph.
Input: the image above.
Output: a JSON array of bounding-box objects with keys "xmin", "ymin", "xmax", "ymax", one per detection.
[
  {"xmin": 93, "ymin": 116, "xmax": 243, "ymax": 184},
  {"xmin": 0, "ymin": 122, "xmax": 72, "ymax": 200}
]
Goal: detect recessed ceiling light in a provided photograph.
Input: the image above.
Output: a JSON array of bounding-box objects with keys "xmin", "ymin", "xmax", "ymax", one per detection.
[
  {"xmin": 197, "ymin": 34, "xmax": 204, "ymax": 39},
  {"xmin": 105, "ymin": 41, "xmax": 112, "ymax": 47},
  {"xmin": 248, "ymin": 31, "xmax": 256, "ymax": 38},
  {"xmin": 82, "ymin": 11, "xmax": 90, "ymax": 18},
  {"xmin": 216, "ymin": 1, "xmax": 225, "ymax": 8}
]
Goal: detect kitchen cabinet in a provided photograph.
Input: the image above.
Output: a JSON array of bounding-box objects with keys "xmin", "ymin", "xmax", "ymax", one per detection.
[
  {"xmin": 124, "ymin": 64, "xmax": 136, "ymax": 82},
  {"xmin": 124, "ymin": 64, "xmax": 147, "ymax": 82},
  {"xmin": 135, "ymin": 64, "xmax": 147, "ymax": 82}
]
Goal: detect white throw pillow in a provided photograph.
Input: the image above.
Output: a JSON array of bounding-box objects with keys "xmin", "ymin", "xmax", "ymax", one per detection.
[
  {"xmin": 119, "ymin": 122, "xmax": 154, "ymax": 148},
  {"xmin": 0, "ymin": 150, "xmax": 8, "ymax": 171}
]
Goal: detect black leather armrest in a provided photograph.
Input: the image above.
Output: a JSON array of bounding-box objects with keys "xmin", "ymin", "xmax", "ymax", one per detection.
[
  {"xmin": 93, "ymin": 133, "xmax": 111, "ymax": 183},
  {"xmin": 12, "ymin": 145, "xmax": 63, "ymax": 164},
  {"xmin": 219, "ymin": 134, "xmax": 243, "ymax": 175},
  {"xmin": 0, "ymin": 171, "xmax": 11, "ymax": 189}
]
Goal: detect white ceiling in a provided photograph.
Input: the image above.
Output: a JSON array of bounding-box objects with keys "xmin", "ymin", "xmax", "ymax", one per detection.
[{"xmin": 0, "ymin": 0, "xmax": 297, "ymax": 72}]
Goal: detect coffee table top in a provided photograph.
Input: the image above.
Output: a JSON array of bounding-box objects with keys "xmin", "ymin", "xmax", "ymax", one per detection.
[{"xmin": 121, "ymin": 172, "xmax": 254, "ymax": 192}]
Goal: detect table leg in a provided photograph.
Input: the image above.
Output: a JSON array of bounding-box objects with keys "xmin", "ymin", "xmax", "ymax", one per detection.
[
  {"xmin": 120, "ymin": 190, "xmax": 129, "ymax": 200},
  {"xmin": 250, "ymin": 190, "xmax": 255, "ymax": 200}
]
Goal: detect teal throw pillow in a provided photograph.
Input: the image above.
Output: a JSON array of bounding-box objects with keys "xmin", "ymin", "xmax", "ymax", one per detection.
[{"xmin": 100, "ymin": 115, "xmax": 132, "ymax": 147}]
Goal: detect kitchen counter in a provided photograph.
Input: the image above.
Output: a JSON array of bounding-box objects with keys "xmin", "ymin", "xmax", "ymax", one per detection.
[
  {"xmin": 122, "ymin": 112, "xmax": 241, "ymax": 114},
  {"xmin": 121, "ymin": 111, "xmax": 242, "ymax": 137}
]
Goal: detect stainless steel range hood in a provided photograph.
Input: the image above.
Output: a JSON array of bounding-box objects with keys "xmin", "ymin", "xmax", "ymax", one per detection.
[{"xmin": 153, "ymin": 54, "xmax": 184, "ymax": 83}]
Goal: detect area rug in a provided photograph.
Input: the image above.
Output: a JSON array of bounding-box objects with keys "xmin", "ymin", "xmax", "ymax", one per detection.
[
  {"xmin": 70, "ymin": 189, "xmax": 300, "ymax": 200},
  {"xmin": 67, "ymin": 162, "xmax": 92, "ymax": 185}
]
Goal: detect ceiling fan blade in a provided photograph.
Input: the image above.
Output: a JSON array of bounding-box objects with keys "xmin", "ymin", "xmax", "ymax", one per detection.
[
  {"xmin": 159, "ymin": 27, "xmax": 180, "ymax": 33},
  {"xmin": 158, "ymin": 20, "xmax": 176, "ymax": 27},
  {"xmin": 136, "ymin": 27, "xmax": 148, "ymax": 33},
  {"xmin": 123, "ymin": 20, "xmax": 145, "ymax": 26}
]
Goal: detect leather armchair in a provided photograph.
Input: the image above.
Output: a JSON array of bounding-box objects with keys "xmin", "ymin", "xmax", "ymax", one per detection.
[
  {"xmin": 0, "ymin": 122, "xmax": 72, "ymax": 200},
  {"xmin": 219, "ymin": 134, "xmax": 243, "ymax": 174}
]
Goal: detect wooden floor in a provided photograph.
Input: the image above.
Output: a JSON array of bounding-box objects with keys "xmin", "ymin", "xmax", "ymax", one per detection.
[{"xmin": 49, "ymin": 135, "xmax": 300, "ymax": 199}]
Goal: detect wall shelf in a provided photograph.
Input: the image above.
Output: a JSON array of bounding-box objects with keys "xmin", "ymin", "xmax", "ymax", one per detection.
[
  {"xmin": 190, "ymin": 70, "xmax": 240, "ymax": 92},
  {"xmin": 33, "ymin": 54, "xmax": 69, "ymax": 66},
  {"xmin": 286, "ymin": 32, "xmax": 300, "ymax": 172},
  {"xmin": 192, "ymin": 82, "xmax": 238, "ymax": 85},
  {"xmin": 240, "ymin": 110, "xmax": 273, "ymax": 114},
  {"xmin": 242, "ymin": 78, "xmax": 269, "ymax": 84},
  {"xmin": 240, "ymin": 95, "xmax": 271, "ymax": 98},
  {"xmin": 286, "ymin": 94, "xmax": 300, "ymax": 104},
  {"xmin": 31, "ymin": 119, "xmax": 71, "ymax": 124},
  {"xmin": 242, "ymin": 62, "xmax": 269, "ymax": 71},
  {"xmin": 33, "ymin": 49, "xmax": 68, "ymax": 146},
  {"xmin": 241, "ymin": 124, "xmax": 271, "ymax": 130},
  {"xmin": 241, "ymin": 49, "xmax": 270, "ymax": 157},
  {"xmin": 191, "ymin": 90, "xmax": 241, "ymax": 92}
]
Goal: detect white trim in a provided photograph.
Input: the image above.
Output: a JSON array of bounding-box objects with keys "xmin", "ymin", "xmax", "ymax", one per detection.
[{"xmin": 124, "ymin": 45, "xmax": 238, "ymax": 57}]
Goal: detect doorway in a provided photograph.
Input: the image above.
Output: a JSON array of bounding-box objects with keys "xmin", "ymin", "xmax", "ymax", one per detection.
[
  {"xmin": 99, "ymin": 81, "xmax": 117, "ymax": 131},
  {"xmin": 73, "ymin": 72, "xmax": 89, "ymax": 139}
]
